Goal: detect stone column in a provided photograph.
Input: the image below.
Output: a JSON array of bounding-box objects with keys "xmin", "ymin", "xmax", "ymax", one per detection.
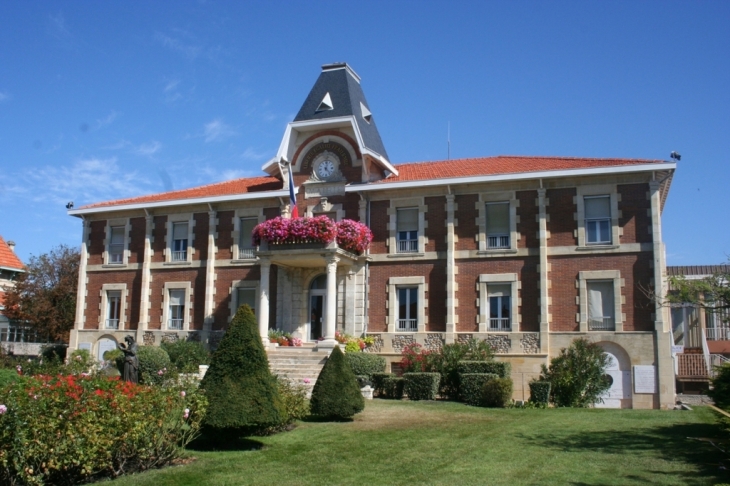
[
  {"xmin": 537, "ymin": 188, "xmax": 550, "ymax": 353},
  {"xmin": 317, "ymin": 255, "xmax": 340, "ymax": 350},
  {"xmin": 69, "ymin": 219, "xmax": 90, "ymax": 350},
  {"xmin": 650, "ymin": 180, "xmax": 675, "ymax": 408},
  {"xmin": 203, "ymin": 210, "xmax": 217, "ymax": 331},
  {"xmin": 445, "ymin": 194, "xmax": 457, "ymax": 342},
  {"xmin": 137, "ymin": 215, "xmax": 153, "ymax": 334},
  {"xmin": 258, "ymin": 259, "xmax": 271, "ymax": 346}
]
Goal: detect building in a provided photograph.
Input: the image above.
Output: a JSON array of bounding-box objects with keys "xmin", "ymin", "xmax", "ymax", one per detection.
[
  {"xmin": 0, "ymin": 236, "xmax": 33, "ymax": 353},
  {"xmin": 68, "ymin": 63, "xmax": 677, "ymax": 408}
]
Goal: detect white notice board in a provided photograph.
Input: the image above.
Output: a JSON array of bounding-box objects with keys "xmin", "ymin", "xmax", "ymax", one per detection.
[{"xmin": 633, "ymin": 365, "xmax": 657, "ymax": 394}]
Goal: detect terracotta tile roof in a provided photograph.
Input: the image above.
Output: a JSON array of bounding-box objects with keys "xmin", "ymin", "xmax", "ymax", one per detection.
[
  {"xmin": 78, "ymin": 176, "xmax": 283, "ymax": 210},
  {"xmin": 375, "ymin": 156, "xmax": 667, "ymax": 184},
  {"xmin": 0, "ymin": 236, "xmax": 23, "ymax": 271}
]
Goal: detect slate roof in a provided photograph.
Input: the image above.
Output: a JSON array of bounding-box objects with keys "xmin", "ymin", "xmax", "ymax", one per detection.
[
  {"xmin": 373, "ymin": 155, "xmax": 668, "ymax": 184},
  {"xmin": 667, "ymin": 265, "xmax": 730, "ymax": 277},
  {"xmin": 0, "ymin": 236, "xmax": 23, "ymax": 271},
  {"xmin": 294, "ymin": 63, "xmax": 389, "ymax": 161}
]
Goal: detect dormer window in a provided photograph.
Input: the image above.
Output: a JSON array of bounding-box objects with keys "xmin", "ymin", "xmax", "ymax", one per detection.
[
  {"xmin": 316, "ymin": 92, "xmax": 333, "ymax": 112},
  {"xmin": 360, "ymin": 102, "xmax": 372, "ymax": 123}
]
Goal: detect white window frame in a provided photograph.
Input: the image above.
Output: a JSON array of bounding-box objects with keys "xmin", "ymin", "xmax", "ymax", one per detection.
[
  {"xmin": 228, "ymin": 280, "xmax": 260, "ymax": 323},
  {"xmin": 162, "ymin": 282, "xmax": 192, "ymax": 331},
  {"xmin": 103, "ymin": 218, "xmax": 130, "ymax": 265},
  {"xmin": 232, "ymin": 209, "xmax": 264, "ymax": 261},
  {"xmin": 99, "ymin": 283, "xmax": 127, "ymax": 330},
  {"xmin": 387, "ymin": 276, "xmax": 427, "ymax": 332},
  {"xmin": 575, "ymin": 186, "xmax": 620, "ymax": 248},
  {"xmin": 577, "ymin": 270, "xmax": 625, "ymax": 332},
  {"xmin": 477, "ymin": 192, "xmax": 519, "ymax": 253},
  {"xmin": 165, "ymin": 213, "xmax": 194, "ymax": 264},
  {"xmin": 388, "ymin": 198, "xmax": 427, "ymax": 256},
  {"xmin": 478, "ymin": 273, "xmax": 520, "ymax": 332}
]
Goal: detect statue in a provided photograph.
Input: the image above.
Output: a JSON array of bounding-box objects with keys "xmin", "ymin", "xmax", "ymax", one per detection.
[{"xmin": 118, "ymin": 335, "xmax": 139, "ymax": 384}]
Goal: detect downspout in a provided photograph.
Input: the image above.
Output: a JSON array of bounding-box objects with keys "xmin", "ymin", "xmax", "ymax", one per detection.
[{"xmin": 362, "ymin": 192, "xmax": 370, "ymax": 336}]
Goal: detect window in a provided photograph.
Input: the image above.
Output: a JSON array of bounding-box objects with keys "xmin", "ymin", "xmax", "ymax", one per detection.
[
  {"xmin": 397, "ymin": 287, "xmax": 418, "ymax": 331},
  {"xmin": 109, "ymin": 226, "xmax": 125, "ymax": 263},
  {"xmin": 168, "ymin": 289, "xmax": 185, "ymax": 330},
  {"xmin": 396, "ymin": 208, "xmax": 418, "ymax": 253},
  {"xmin": 106, "ymin": 290, "xmax": 121, "ymax": 329},
  {"xmin": 236, "ymin": 287, "xmax": 257, "ymax": 315},
  {"xmin": 587, "ymin": 281, "xmax": 615, "ymax": 331},
  {"xmin": 485, "ymin": 202, "xmax": 510, "ymax": 249},
  {"xmin": 584, "ymin": 196, "xmax": 611, "ymax": 245},
  {"xmin": 172, "ymin": 222, "xmax": 188, "ymax": 261},
  {"xmin": 488, "ymin": 284, "xmax": 511, "ymax": 331},
  {"xmin": 239, "ymin": 218, "xmax": 257, "ymax": 259}
]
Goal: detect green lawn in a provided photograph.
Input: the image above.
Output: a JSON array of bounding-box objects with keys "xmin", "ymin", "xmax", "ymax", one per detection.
[{"xmin": 107, "ymin": 400, "xmax": 728, "ymax": 485}]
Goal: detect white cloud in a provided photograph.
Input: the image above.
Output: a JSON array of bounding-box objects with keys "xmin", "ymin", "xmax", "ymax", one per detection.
[
  {"xmin": 94, "ymin": 110, "xmax": 118, "ymax": 130},
  {"xmin": 0, "ymin": 92, "xmax": 9, "ymax": 102},
  {"xmin": 203, "ymin": 119, "xmax": 235, "ymax": 143},
  {"xmin": 6, "ymin": 157, "xmax": 156, "ymax": 206},
  {"xmin": 241, "ymin": 148, "xmax": 269, "ymax": 161},
  {"xmin": 135, "ymin": 141, "xmax": 162, "ymax": 156},
  {"xmin": 154, "ymin": 32, "xmax": 201, "ymax": 60},
  {"xmin": 163, "ymin": 79, "xmax": 182, "ymax": 102},
  {"xmin": 48, "ymin": 12, "xmax": 70, "ymax": 38}
]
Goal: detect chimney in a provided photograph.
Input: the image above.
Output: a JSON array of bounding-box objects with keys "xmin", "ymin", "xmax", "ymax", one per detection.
[{"xmin": 7, "ymin": 241, "xmax": 15, "ymax": 253}]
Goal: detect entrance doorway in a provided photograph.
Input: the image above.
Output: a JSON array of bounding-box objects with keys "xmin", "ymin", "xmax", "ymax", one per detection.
[
  {"xmin": 596, "ymin": 351, "xmax": 631, "ymax": 408},
  {"xmin": 309, "ymin": 274, "xmax": 328, "ymax": 341}
]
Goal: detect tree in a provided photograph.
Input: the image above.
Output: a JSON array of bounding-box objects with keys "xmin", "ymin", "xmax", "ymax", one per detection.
[
  {"xmin": 200, "ymin": 305, "xmax": 284, "ymax": 433},
  {"xmin": 666, "ymin": 270, "xmax": 730, "ymax": 320},
  {"xmin": 310, "ymin": 346, "xmax": 365, "ymax": 420},
  {"xmin": 4, "ymin": 244, "xmax": 79, "ymax": 342},
  {"xmin": 539, "ymin": 338, "xmax": 611, "ymax": 407}
]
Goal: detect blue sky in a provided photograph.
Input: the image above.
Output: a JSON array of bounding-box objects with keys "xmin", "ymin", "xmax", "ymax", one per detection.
[{"xmin": 0, "ymin": 1, "xmax": 728, "ymax": 265}]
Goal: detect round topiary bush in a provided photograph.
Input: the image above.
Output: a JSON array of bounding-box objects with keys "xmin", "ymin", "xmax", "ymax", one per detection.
[
  {"xmin": 310, "ymin": 346, "xmax": 365, "ymax": 419},
  {"xmin": 137, "ymin": 346, "xmax": 172, "ymax": 385},
  {"xmin": 161, "ymin": 339, "xmax": 210, "ymax": 373},
  {"xmin": 200, "ymin": 304, "xmax": 284, "ymax": 434},
  {"xmin": 482, "ymin": 377, "xmax": 514, "ymax": 408}
]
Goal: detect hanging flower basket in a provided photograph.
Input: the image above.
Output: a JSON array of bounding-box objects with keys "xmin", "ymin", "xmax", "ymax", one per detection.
[{"xmin": 252, "ymin": 217, "xmax": 372, "ymax": 254}]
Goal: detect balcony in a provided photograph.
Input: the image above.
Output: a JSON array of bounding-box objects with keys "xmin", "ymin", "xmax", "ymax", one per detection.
[
  {"xmin": 397, "ymin": 319, "xmax": 417, "ymax": 332},
  {"xmin": 487, "ymin": 235, "xmax": 510, "ymax": 249},
  {"xmin": 705, "ymin": 327, "xmax": 730, "ymax": 341},
  {"xmin": 589, "ymin": 317, "xmax": 615, "ymax": 331},
  {"xmin": 168, "ymin": 319, "xmax": 183, "ymax": 330},
  {"xmin": 238, "ymin": 248, "xmax": 256, "ymax": 259},
  {"xmin": 397, "ymin": 239, "xmax": 418, "ymax": 253},
  {"xmin": 489, "ymin": 317, "xmax": 511, "ymax": 331},
  {"xmin": 105, "ymin": 319, "xmax": 119, "ymax": 329},
  {"xmin": 171, "ymin": 251, "xmax": 187, "ymax": 262}
]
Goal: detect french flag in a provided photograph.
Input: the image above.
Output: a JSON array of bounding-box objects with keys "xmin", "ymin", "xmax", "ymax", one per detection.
[{"xmin": 288, "ymin": 163, "xmax": 299, "ymax": 219}]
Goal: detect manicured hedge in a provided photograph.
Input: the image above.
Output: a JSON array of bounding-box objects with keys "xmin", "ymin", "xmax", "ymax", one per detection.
[
  {"xmin": 346, "ymin": 353, "xmax": 386, "ymax": 379},
  {"xmin": 529, "ymin": 381, "xmax": 551, "ymax": 405},
  {"xmin": 372, "ymin": 372, "xmax": 393, "ymax": 397},
  {"xmin": 482, "ymin": 377, "xmax": 513, "ymax": 408},
  {"xmin": 458, "ymin": 360, "xmax": 512, "ymax": 379},
  {"xmin": 383, "ymin": 376, "xmax": 405, "ymax": 399},
  {"xmin": 459, "ymin": 373, "xmax": 498, "ymax": 406},
  {"xmin": 403, "ymin": 372, "xmax": 441, "ymax": 401}
]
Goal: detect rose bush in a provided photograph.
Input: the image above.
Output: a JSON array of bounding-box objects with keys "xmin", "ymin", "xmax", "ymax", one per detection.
[{"xmin": 0, "ymin": 373, "xmax": 206, "ymax": 485}]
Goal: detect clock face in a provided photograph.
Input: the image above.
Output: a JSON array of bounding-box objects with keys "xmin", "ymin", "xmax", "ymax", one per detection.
[{"xmin": 317, "ymin": 160, "xmax": 335, "ymax": 179}]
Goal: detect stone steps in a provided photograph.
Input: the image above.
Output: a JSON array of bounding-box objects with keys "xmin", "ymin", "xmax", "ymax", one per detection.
[{"xmin": 267, "ymin": 346, "xmax": 329, "ymax": 396}]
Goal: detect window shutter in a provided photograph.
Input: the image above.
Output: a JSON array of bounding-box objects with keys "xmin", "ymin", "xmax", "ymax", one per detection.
[
  {"xmin": 585, "ymin": 196, "xmax": 610, "ymax": 219},
  {"xmin": 486, "ymin": 203, "xmax": 510, "ymax": 234},
  {"xmin": 110, "ymin": 226, "xmax": 125, "ymax": 245},
  {"xmin": 239, "ymin": 218, "xmax": 257, "ymax": 249},
  {"xmin": 487, "ymin": 283, "xmax": 511, "ymax": 297},
  {"xmin": 588, "ymin": 281, "xmax": 613, "ymax": 319},
  {"xmin": 169, "ymin": 289, "xmax": 185, "ymax": 306},
  {"xmin": 173, "ymin": 222, "xmax": 188, "ymax": 240},
  {"xmin": 396, "ymin": 208, "xmax": 418, "ymax": 232}
]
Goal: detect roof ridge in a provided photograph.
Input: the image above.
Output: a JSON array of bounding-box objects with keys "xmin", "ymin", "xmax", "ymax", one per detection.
[{"xmin": 394, "ymin": 155, "xmax": 666, "ymax": 167}]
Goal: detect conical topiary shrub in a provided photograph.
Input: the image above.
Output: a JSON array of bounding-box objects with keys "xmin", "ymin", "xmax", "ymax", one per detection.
[
  {"xmin": 200, "ymin": 304, "xmax": 284, "ymax": 433},
  {"xmin": 310, "ymin": 346, "xmax": 365, "ymax": 420}
]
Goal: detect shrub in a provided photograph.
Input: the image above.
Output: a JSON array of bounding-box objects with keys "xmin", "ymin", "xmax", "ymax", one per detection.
[
  {"xmin": 403, "ymin": 372, "xmax": 440, "ymax": 401},
  {"xmin": 0, "ymin": 374, "xmax": 206, "ymax": 485},
  {"xmin": 137, "ymin": 346, "xmax": 172, "ymax": 385},
  {"xmin": 458, "ymin": 360, "xmax": 511, "ymax": 379},
  {"xmin": 265, "ymin": 376, "xmax": 310, "ymax": 433},
  {"xmin": 482, "ymin": 377, "xmax": 513, "ymax": 408},
  {"xmin": 41, "ymin": 343, "xmax": 67, "ymax": 361},
  {"xmin": 347, "ymin": 352, "xmax": 386, "ymax": 379},
  {"xmin": 201, "ymin": 304, "xmax": 284, "ymax": 432},
  {"xmin": 162, "ymin": 339, "xmax": 210, "ymax": 373},
  {"xmin": 355, "ymin": 374, "xmax": 371, "ymax": 388},
  {"xmin": 529, "ymin": 381, "xmax": 551, "ymax": 405},
  {"xmin": 310, "ymin": 346, "xmax": 365, "ymax": 419},
  {"xmin": 67, "ymin": 348, "xmax": 96, "ymax": 375},
  {"xmin": 0, "ymin": 368, "xmax": 23, "ymax": 388},
  {"xmin": 400, "ymin": 343, "xmax": 434, "ymax": 373},
  {"xmin": 460, "ymin": 373, "xmax": 498, "ymax": 406},
  {"xmin": 709, "ymin": 363, "xmax": 730, "ymax": 409},
  {"xmin": 372, "ymin": 372, "xmax": 393, "ymax": 397},
  {"xmin": 383, "ymin": 376, "xmax": 405, "ymax": 399},
  {"xmin": 431, "ymin": 339, "xmax": 494, "ymax": 399},
  {"xmin": 539, "ymin": 338, "xmax": 611, "ymax": 407}
]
